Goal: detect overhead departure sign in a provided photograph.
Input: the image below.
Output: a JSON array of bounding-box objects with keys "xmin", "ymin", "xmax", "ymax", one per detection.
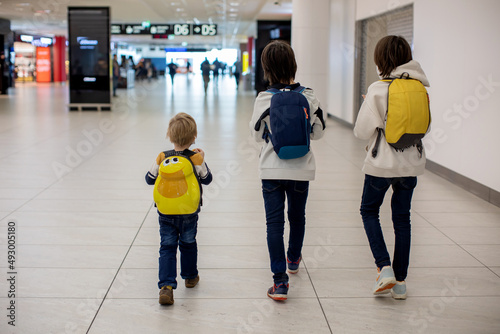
[
  {"xmin": 173, "ymin": 24, "xmax": 190, "ymax": 36},
  {"xmin": 111, "ymin": 25, "xmax": 123, "ymax": 34},
  {"xmin": 124, "ymin": 24, "xmax": 150, "ymax": 35},
  {"xmin": 150, "ymin": 25, "xmax": 172, "ymax": 35},
  {"xmin": 112, "ymin": 23, "xmax": 217, "ymax": 36},
  {"xmin": 192, "ymin": 24, "xmax": 217, "ymax": 36}
]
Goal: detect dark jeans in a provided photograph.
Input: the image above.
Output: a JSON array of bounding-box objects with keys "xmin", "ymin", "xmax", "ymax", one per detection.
[
  {"xmin": 158, "ymin": 213, "xmax": 198, "ymax": 289},
  {"xmin": 234, "ymin": 73, "xmax": 240, "ymax": 87},
  {"xmin": 360, "ymin": 174, "xmax": 417, "ymax": 281},
  {"xmin": 202, "ymin": 75, "xmax": 210, "ymax": 93},
  {"xmin": 262, "ymin": 179, "xmax": 309, "ymax": 283},
  {"xmin": 112, "ymin": 76, "xmax": 118, "ymax": 96}
]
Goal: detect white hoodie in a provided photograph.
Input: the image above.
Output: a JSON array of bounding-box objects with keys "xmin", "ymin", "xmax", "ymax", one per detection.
[
  {"xmin": 250, "ymin": 84, "xmax": 326, "ymax": 181},
  {"xmin": 353, "ymin": 60, "xmax": 430, "ymax": 177}
]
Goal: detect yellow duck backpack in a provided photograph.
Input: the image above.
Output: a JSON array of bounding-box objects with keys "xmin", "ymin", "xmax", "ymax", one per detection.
[
  {"xmin": 153, "ymin": 150, "xmax": 202, "ymax": 215},
  {"xmin": 372, "ymin": 72, "xmax": 431, "ymax": 158}
]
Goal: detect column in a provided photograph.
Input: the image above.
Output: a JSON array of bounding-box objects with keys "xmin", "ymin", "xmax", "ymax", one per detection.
[
  {"xmin": 53, "ymin": 36, "xmax": 66, "ymax": 83},
  {"xmin": 247, "ymin": 36, "xmax": 254, "ymax": 69},
  {"xmin": 291, "ymin": 0, "xmax": 330, "ymax": 108}
]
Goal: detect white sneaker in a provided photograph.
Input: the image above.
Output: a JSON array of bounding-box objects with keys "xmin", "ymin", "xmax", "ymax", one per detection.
[
  {"xmin": 391, "ymin": 281, "xmax": 407, "ymax": 300},
  {"xmin": 373, "ymin": 266, "xmax": 396, "ymax": 295}
]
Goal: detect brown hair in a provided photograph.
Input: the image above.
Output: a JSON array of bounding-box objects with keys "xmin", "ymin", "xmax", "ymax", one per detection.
[
  {"xmin": 167, "ymin": 113, "xmax": 197, "ymax": 147},
  {"xmin": 261, "ymin": 40, "xmax": 297, "ymax": 85},
  {"xmin": 374, "ymin": 35, "xmax": 412, "ymax": 78}
]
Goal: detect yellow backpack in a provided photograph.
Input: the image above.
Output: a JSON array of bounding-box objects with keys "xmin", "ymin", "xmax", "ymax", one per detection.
[
  {"xmin": 372, "ymin": 73, "xmax": 431, "ymax": 158},
  {"xmin": 153, "ymin": 150, "xmax": 202, "ymax": 215}
]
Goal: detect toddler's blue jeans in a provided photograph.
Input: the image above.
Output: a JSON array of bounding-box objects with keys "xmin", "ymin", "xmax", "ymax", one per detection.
[{"xmin": 158, "ymin": 213, "xmax": 198, "ymax": 289}]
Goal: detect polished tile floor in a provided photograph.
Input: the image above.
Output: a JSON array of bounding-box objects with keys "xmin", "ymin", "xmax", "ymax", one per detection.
[{"xmin": 1, "ymin": 75, "xmax": 499, "ymax": 334}]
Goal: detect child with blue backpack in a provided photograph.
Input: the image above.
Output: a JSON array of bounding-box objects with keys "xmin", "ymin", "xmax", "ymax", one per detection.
[{"xmin": 250, "ymin": 40, "xmax": 326, "ymax": 301}]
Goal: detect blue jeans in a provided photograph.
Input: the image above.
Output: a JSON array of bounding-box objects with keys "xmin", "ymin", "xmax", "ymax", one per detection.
[
  {"xmin": 360, "ymin": 174, "xmax": 417, "ymax": 281},
  {"xmin": 262, "ymin": 179, "xmax": 309, "ymax": 283},
  {"xmin": 158, "ymin": 213, "xmax": 198, "ymax": 289},
  {"xmin": 112, "ymin": 75, "xmax": 118, "ymax": 96}
]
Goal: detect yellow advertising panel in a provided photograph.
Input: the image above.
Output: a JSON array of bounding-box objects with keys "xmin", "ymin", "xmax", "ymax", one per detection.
[{"xmin": 242, "ymin": 51, "xmax": 249, "ymax": 74}]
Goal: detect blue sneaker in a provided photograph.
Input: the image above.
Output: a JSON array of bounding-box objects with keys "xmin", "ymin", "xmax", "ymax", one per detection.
[
  {"xmin": 373, "ymin": 266, "xmax": 396, "ymax": 295},
  {"xmin": 267, "ymin": 282, "xmax": 289, "ymax": 301},
  {"xmin": 391, "ymin": 281, "xmax": 407, "ymax": 300},
  {"xmin": 287, "ymin": 256, "xmax": 302, "ymax": 274}
]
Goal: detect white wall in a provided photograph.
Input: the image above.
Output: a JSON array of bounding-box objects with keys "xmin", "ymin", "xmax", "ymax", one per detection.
[
  {"xmin": 356, "ymin": 0, "xmax": 414, "ymax": 20},
  {"xmin": 114, "ymin": 43, "xmax": 166, "ymax": 66},
  {"xmin": 132, "ymin": 44, "xmax": 167, "ymax": 59},
  {"xmin": 327, "ymin": 0, "xmax": 414, "ymax": 123},
  {"xmin": 324, "ymin": 0, "xmax": 500, "ymax": 192},
  {"xmin": 414, "ymin": 0, "xmax": 500, "ymax": 192}
]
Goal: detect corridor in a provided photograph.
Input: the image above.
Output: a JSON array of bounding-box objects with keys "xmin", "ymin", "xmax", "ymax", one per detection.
[{"xmin": 1, "ymin": 75, "xmax": 499, "ymax": 333}]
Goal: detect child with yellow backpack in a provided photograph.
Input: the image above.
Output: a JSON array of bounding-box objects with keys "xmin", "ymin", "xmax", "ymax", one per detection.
[
  {"xmin": 354, "ymin": 35, "xmax": 431, "ymax": 300},
  {"xmin": 145, "ymin": 113, "xmax": 213, "ymax": 305}
]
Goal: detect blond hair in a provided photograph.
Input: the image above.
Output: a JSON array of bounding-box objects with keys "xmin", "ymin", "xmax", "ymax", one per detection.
[{"xmin": 166, "ymin": 113, "xmax": 197, "ymax": 147}]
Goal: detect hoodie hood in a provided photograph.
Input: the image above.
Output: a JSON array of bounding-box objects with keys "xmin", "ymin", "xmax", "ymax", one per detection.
[{"xmin": 380, "ymin": 60, "xmax": 430, "ymax": 87}]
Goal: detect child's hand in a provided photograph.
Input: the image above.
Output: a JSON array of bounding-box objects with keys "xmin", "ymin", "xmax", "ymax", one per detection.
[{"xmin": 193, "ymin": 148, "xmax": 205, "ymax": 158}]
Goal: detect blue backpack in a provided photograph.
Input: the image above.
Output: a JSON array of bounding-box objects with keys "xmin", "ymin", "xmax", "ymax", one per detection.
[{"xmin": 256, "ymin": 86, "xmax": 311, "ymax": 159}]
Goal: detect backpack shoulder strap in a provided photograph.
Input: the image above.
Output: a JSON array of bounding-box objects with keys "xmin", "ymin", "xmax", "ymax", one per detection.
[
  {"xmin": 399, "ymin": 72, "xmax": 410, "ymax": 79},
  {"xmin": 267, "ymin": 85, "xmax": 305, "ymax": 94},
  {"xmin": 183, "ymin": 150, "xmax": 203, "ymax": 171},
  {"xmin": 253, "ymin": 90, "xmax": 275, "ymax": 133},
  {"xmin": 380, "ymin": 72, "xmax": 412, "ymax": 83},
  {"xmin": 254, "ymin": 108, "xmax": 270, "ymax": 131},
  {"xmin": 181, "ymin": 149, "xmax": 196, "ymax": 157},
  {"xmin": 371, "ymin": 128, "xmax": 384, "ymax": 158},
  {"xmin": 293, "ymin": 86, "xmax": 306, "ymax": 93},
  {"xmin": 162, "ymin": 150, "xmax": 176, "ymax": 159},
  {"xmin": 163, "ymin": 149, "xmax": 195, "ymax": 158}
]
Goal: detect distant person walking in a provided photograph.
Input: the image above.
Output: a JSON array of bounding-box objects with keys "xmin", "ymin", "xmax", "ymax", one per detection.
[
  {"xmin": 167, "ymin": 59, "xmax": 178, "ymax": 85},
  {"xmin": 200, "ymin": 58, "xmax": 211, "ymax": 94},
  {"xmin": 146, "ymin": 60, "xmax": 153, "ymax": 82},
  {"xmin": 233, "ymin": 59, "xmax": 242, "ymax": 89},
  {"xmin": 135, "ymin": 59, "xmax": 146, "ymax": 81},
  {"xmin": 112, "ymin": 54, "xmax": 119, "ymax": 97},
  {"xmin": 0, "ymin": 53, "xmax": 8, "ymax": 94},
  {"xmin": 212, "ymin": 58, "xmax": 221, "ymax": 83},
  {"xmin": 128, "ymin": 56, "xmax": 135, "ymax": 69}
]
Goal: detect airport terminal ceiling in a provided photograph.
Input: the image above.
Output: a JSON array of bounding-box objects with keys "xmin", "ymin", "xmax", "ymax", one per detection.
[{"xmin": 0, "ymin": 0, "xmax": 292, "ymax": 48}]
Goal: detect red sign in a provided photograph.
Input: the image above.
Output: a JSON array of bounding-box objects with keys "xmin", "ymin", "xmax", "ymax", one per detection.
[{"xmin": 36, "ymin": 47, "xmax": 51, "ymax": 82}]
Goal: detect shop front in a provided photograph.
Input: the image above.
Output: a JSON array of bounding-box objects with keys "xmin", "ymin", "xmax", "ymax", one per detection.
[
  {"xmin": 13, "ymin": 39, "xmax": 36, "ymax": 82},
  {"xmin": 13, "ymin": 34, "xmax": 66, "ymax": 83}
]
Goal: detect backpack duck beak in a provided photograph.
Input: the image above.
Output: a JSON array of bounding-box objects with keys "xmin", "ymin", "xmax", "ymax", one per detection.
[{"xmin": 157, "ymin": 169, "xmax": 188, "ymax": 198}]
